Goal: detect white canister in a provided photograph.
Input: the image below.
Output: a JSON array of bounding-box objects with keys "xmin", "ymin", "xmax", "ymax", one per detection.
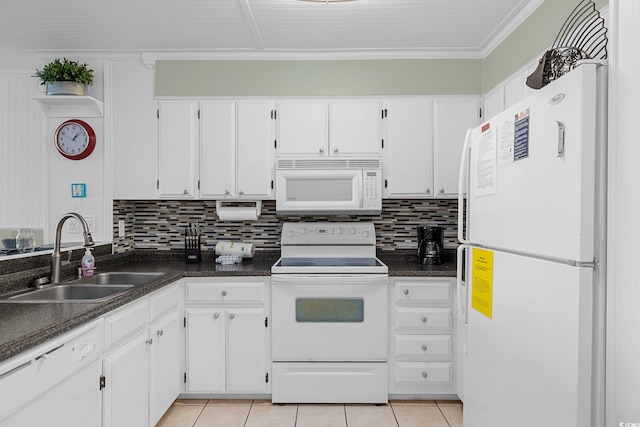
[{"xmin": 215, "ymin": 241, "xmax": 255, "ymax": 258}]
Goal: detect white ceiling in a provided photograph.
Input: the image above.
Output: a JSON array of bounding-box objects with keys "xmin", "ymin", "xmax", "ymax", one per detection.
[{"xmin": 0, "ymin": 0, "xmax": 543, "ymax": 58}]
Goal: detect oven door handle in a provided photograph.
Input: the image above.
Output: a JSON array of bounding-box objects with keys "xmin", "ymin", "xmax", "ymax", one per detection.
[{"xmin": 271, "ymin": 274, "xmax": 388, "ymax": 285}]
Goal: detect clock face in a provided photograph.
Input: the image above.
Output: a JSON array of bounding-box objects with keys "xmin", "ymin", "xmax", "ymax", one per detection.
[{"xmin": 54, "ymin": 120, "xmax": 96, "ymax": 160}]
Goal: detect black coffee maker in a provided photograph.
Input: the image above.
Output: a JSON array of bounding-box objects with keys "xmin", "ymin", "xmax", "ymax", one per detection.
[{"xmin": 417, "ymin": 226, "xmax": 444, "ymax": 265}]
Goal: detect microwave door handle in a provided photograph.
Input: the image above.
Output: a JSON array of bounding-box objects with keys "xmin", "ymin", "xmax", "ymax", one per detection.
[{"xmin": 458, "ymin": 129, "xmax": 472, "ymax": 245}]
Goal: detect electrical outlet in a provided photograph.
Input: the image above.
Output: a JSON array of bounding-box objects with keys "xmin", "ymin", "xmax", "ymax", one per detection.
[
  {"xmin": 85, "ymin": 216, "xmax": 96, "ymax": 233},
  {"xmin": 118, "ymin": 220, "xmax": 125, "ymax": 238},
  {"xmin": 67, "ymin": 218, "xmax": 79, "ymax": 234}
]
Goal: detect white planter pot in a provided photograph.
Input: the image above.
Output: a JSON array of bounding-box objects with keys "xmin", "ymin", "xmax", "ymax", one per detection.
[{"xmin": 46, "ymin": 81, "xmax": 85, "ymax": 96}]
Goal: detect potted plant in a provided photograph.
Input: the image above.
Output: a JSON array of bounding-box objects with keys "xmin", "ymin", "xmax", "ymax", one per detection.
[{"xmin": 34, "ymin": 58, "xmax": 94, "ymax": 95}]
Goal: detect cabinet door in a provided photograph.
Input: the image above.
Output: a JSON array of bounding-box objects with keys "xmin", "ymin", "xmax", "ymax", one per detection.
[
  {"xmin": 227, "ymin": 308, "xmax": 267, "ymax": 393},
  {"xmin": 150, "ymin": 310, "xmax": 181, "ymax": 426},
  {"xmin": 276, "ymin": 101, "xmax": 328, "ymax": 156},
  {"xmin": 383, "ymin": 100, "xmax": 433, "ymax": 197},
  {"xmin": 186, "ymin": 308, "xmax": 225, "ymax": 393},
  {"xmin": 329, "ymin": 101, "xmax": 382, "ymax": 156},
  {"xmin": 433, "ymin": 98, "xmax": 479, "ymax": 197},
  {"xmin": 200, "ymin": 101, "xmax": 236, "ymax": 198},
  {"xmin": 112, "ymin": 60, "xmax": 158, "ymax": 199},
  {"xmin": 236, "ymin": 101, "xmax": 273, "ymax": 198},
  {"xmin": 102, "ymin": 332, "xmax": 149, "ymax": 427},
  {"xmin": 158, "ymin": 101, "xmax": 198, "ymax": 198}
]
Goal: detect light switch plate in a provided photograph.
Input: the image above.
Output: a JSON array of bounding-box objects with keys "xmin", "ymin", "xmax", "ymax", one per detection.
[{"xmin": 118, "ymin": 220, "xmax": 125, "ymax": 238}]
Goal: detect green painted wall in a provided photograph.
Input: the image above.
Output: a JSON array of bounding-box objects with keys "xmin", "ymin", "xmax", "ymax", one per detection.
[
  {"xmin": 156, "ymin": 59, "xmax": 482, "ymax": 97},
  {"xmin": 155, "ymin": 0, "xmax": 608, "ymax": 97},
  {"xmin": 482, "ymin": 0, "xmax": 609, "ymax": 92}
]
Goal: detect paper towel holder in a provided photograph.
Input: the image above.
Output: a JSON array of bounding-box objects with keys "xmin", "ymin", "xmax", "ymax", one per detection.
[{"xmin": 215, "ymin": 200, "xmax": 262, "ymax": 221}]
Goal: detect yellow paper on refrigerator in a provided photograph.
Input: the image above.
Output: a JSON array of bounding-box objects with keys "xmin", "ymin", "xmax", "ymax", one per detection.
[{"xmin": 472, "ymin": 248, "xmax": 494, "ymax": 319}]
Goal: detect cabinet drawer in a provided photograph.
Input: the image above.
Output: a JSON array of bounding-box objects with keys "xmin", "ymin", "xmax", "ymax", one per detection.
[
  {"xmin": 395, "ymin": 362, "xmax": 452, "ymax": 385},
  {"xmin": 104, "ymin": 299, "xmax": 149, "ymax": 350},
  {"xmin": 186, "ymin": 280, "xmax": 266, "ymax": 304},
  {"xmin": 395, "ymin": 279, "xmax": 452, "ymax": 304},
  {"xmin": 149, "ymin": 284, "xmax": 180, "ymax": 323},
  {"xmin": 395, "ymin": 307, "xmax": 452, "ymax": 333},
  {"xmin": 394, "ymin": 335, "xmax": 452, "ymax": 360}
]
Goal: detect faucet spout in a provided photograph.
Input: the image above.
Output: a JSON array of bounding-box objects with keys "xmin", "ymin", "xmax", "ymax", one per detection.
[{"xmin": 50, "ymin": 212, "xmax": 95, "ymax": 284}]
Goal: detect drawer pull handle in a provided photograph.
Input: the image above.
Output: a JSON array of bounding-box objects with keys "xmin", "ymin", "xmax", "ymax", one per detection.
[
  {"xmin": 213, "ymin": 313, "xmax": 220, "ymax": 319},
  {"xmin": 422, "ymin": 372, "xmax": 428, "ymax": 379},
  {"xmin": 421, "ymin": 345, "xmax": 428, "ymax": 352},
  {"xmin": 146, "ymin": 338, "xmax": 153, "ymax": 345},
  {"xmin": 221, "ymin": 291, "xmax": 227, "ymax": 297},
  {"xmin": 403, "ymin": 289, "xmax": 409, "ymax": 295},
  {"xmin": 157, "ymin": 329, "xmax": 164, "ymax": 337},
  {"xmin": 229, "ymin": 313, "xmax": 235, "ymax": 320},
  {"xmin": 421, "ymin": 317, "xmax": 428, "ymax": 323}
]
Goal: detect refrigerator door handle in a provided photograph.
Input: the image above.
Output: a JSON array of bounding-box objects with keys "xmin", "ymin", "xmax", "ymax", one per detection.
[
  {"xmin": 456, "ymin": 243, "xmax": 470, "ymax": 326},
  {"xmin": 556, "ymin": 120, "xmax": 565, "ymax": 158},
  {"xmin": 458, "ymin": 129, "xmax": 472, "ymax": 244}
]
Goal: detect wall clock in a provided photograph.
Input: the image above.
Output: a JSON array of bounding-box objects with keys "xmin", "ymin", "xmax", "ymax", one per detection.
[{"xmin": 54, "ymin": 119, "xmax": 96, "ymax": 160}]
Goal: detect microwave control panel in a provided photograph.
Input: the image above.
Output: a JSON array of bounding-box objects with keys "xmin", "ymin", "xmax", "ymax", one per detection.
[{"xmin": 363, "ymin": 169, "xmax": 382, "ymax": 210}]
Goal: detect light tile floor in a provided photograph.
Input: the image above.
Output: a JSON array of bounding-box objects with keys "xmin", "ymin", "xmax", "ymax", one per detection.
[{"xmin": 157, "ymin": 399, "xmax": 463, "ymax": 427}]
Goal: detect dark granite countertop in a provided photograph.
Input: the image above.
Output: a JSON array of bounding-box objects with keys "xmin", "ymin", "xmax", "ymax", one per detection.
[{"xmin": 0, "ymin": 249, "xmax": 456, "ymax": 364}]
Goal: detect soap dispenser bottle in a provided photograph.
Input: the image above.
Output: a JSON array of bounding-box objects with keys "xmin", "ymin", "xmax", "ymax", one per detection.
[{"xmin": 81, "ymin": 248, "xmax": 95, "ymax": 277}]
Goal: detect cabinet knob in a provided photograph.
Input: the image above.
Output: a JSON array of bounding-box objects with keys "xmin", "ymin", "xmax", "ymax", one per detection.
[
  {"xmin": 213, "ymin": 313, "xmax": 220, "ymax": 319},
  {"xmin": 229, "ymin": 313, "xmax": 235, "ymax": 320},
  {"xmin": 422, "ymin": 372, "xmax": 428, "ymax": 379},
  {"xmin": 157, "ymin": 330, "xmax": 164, "ymax": 337},
  {"xmin": 439, "ymin": 188, "xmax": 445, "ymax": 194},
  {"xmin": 333, "ymin": 148, "xmax": 339, "ymax": 153},
  {"xmin": 421, "ymin": 344, "xmax": 428, "ymax": 352},
  {"xmin": 239, "ymin": 190, "xmax": 244, "ymax": 195},
  {"xmin": 421, "ymin": 317, "xmax": 428, "ymax": 324},
  {"xmin": 426, "ymin": 189, "xmax": 431, "ymax": 194},
  {"xmin": 403, "ymin": 289, "xmax": 409, "ymax": 295},
  {"xmin": 146, "ymin": 338, "xmax": 153, "ymax": 345},
  {"xmin": 319, "ymin": 148, "xmax": 324, "ymax": 153},
  {"xmin": 221, "ymin": 290, "xmax": 227, "ymax": 296},
  {"xmin": 224, "ymin": 190, "xmax": 230, "ymax": 195},
  {"xmin": 183, "ymin": 189, "xmax": 188, "ymax": 195}
]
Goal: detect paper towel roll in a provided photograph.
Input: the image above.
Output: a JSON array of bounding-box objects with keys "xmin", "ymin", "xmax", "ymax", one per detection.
[{"xmin": 215, "ymin": 241, "xmax": 255, "ymax": 258}]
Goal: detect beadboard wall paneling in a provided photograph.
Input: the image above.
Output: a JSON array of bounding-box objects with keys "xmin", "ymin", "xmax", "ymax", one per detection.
[{"xmin": 113, "ymin": 199, "xmax": 458, "ymax": 253}]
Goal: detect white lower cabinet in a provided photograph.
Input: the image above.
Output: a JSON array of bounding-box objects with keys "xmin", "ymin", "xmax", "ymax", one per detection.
[
  {"xmin": 101, "ymin": 283, "xmax": 181, "ymax": 427},
  {"xmin": 389, "ymin": 277, "xmax": 456, "ymax": 397},
  {"xmin": 185, "ymin": 278, "xmax": 269, "ymax": 395}
]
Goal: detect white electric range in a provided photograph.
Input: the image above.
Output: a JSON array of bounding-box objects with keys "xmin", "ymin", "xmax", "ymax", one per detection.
[{"xmin": 270, "ymin": 222, "xmax": 389, "ymax": 404}]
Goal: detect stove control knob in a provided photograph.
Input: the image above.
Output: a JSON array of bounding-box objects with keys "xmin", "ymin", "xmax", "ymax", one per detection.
[
  {"xmin": 349, "ymin": 227, "xmax": 357, "ymax": 235},
  {"xmin": 287, "ymin": 230, "xmax": 295, "ymax": 238},
  {"xmin": 336, "ymin": 227, "xmax": 344, "ymax": 235},
  {"xmin": 301, "ymin": 228, "xmax": 308, "ymax": 235},
  {"xmin": 362, "ymin": 231, "xmax": 370, "ymax": 238}
]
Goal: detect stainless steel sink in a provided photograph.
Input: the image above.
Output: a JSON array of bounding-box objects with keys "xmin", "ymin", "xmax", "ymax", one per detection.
[
  {"xmin": 69, "ymin": 272, "xmax": 166, "ymax": 286},
  {"xmin": 3, "ymin": 284, "xmax": 134, "ymax": 302},
  {"xmin": 0, "ymin": 271, "xmax": 166, "ymax": 303}
]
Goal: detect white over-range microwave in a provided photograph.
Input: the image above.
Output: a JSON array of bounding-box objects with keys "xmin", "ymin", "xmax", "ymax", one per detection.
[{"xmin": 275, "ymin": 158, "xmax": 382, "ymax": 215}]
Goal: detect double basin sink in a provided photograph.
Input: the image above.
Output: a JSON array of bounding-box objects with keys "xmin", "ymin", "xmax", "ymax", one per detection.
[{"xmin": 0, "ymin": 272, "xmax": 166, "ymax": 303}]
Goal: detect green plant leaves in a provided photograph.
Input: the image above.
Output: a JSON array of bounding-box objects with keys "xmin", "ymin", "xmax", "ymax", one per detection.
[{"xmin": 33, "ymin": 58, "xmax": 94, "ymax": 85}]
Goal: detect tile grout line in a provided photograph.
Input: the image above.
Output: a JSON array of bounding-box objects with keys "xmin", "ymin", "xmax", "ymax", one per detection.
[
  {"xmin": 434, "ymin": 402, "xmax": 453, "ymax": 427},
  {"xmin": 388, "ymin": 403, "xmax": 401, "ymax": 427},
  {"xmin": 189, "ymin": 402, "xmax": 208, "ymax": 427},
  {"xmin": 242, "ymin": 400, "xmax": 255, "ymax": 427},
  {"xmin": 294, "ymin": 404, "xmax": 299, "ymax": 427}
]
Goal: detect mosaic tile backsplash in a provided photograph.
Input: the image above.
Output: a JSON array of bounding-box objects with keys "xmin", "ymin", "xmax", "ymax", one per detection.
[{"xmin": 113, "ymin": 199, "xmax": 459, "ymax": 253}]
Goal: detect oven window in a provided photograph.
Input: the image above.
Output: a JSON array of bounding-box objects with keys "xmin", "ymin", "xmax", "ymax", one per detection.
[{"xmin": 295, "ymin": 298, "xmax": 364, "ymax": 322}]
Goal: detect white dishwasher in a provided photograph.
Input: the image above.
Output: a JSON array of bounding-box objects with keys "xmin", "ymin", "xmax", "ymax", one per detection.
[{"xmin": 0, "ymin": 319, "xmax": 104, "ymax": 427}]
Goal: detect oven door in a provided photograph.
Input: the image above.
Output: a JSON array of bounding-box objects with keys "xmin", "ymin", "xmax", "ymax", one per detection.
[{"xmin": 271, "ymin": 274, "xmax": 388, "ymax": 361}]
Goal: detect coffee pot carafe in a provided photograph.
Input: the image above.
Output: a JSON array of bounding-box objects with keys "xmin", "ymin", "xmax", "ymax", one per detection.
[{"xmin": 417, "ymin": 225, "xmax": 444, "ymax": 265}]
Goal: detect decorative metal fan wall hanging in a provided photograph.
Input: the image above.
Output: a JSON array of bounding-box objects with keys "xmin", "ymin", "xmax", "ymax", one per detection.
[{"xmin": 526, "ymin": 0, "xmax": 608, "ymax": 89}]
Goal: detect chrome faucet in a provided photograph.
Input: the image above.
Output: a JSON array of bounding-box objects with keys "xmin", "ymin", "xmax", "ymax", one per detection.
[{"xmin": 50, "ymin": 212, "xmax": 94, "ymax": 284}]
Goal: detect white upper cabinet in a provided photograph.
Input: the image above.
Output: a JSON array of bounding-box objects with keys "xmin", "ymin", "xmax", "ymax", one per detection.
[
  {"xmin": 383, "ymin": 99, "xmax": 433, "ymax": 198},
  {"xmin": 433, "ymin": 98, "xmax": 480, "ymax": 197},
  {"xmin": 200, "ymin": 101, "xmax": 236, "ymax": 198},
  {"xmin": 329, "ymin": 100, "xmax": 382, "ymax": 157},
  {"xmin": 276, "ymin": 100, "xmax": 382, "ymax": 157},
  {"xmin": 157, "ymin": 101, "xmax": 198, "ymax": 198},
  {"xmin": 112, "ymin": 61, "xmax": 158, "ymax": 199},
  {"xmin": 275, "ymin": 101, "xmax": 328, "ymax": 156},
  {"xmin": 236, "ymin": 101, "xmax": 275, "ymax": 199}
]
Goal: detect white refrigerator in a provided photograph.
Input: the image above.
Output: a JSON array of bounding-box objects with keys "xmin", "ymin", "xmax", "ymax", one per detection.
[{"xmin": 456, "ymin": 62, "xmax": 607, "ymax": 427}]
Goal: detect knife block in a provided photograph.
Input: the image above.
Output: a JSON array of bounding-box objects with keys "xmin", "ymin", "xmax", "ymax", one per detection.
[{"xmin": 185, "ymin": 235, "xmax": 201, "ymax": 264}]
